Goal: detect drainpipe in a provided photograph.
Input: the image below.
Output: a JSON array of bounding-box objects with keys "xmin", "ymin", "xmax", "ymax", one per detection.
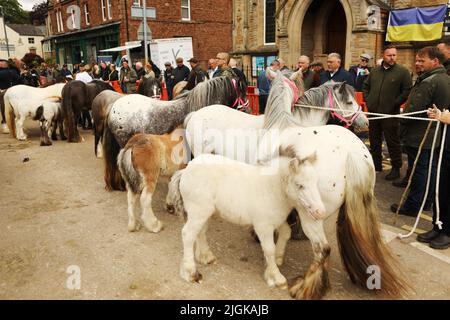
[{"xmin": 124, "ymin": 0, "xmax": 130, "ymax": 42}]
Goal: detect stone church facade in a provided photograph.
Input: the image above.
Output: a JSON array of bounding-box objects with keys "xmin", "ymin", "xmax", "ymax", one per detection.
[{"xmin": 232, "ymin": 0, "xmax": 449, "ymax": 84}]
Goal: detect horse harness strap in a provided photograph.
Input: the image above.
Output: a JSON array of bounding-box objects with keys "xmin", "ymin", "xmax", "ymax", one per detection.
[
  {"xmin": 231, "ymin": 79, "xmax": 249, "ymax": 112},
  {"xmin": 328, "ymin": 89, "xmax": 360, "ymax": 128},
  {"xmin": 283, "ymin": 78, "xmax": 299, "ymax": 109}
]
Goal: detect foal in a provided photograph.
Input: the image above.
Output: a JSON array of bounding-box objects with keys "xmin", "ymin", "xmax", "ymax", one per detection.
[
  {"xmin": 166, "ymin": 150, "xmax": 325, "ymax": 289},
  {"xmin": 117, "ymin": 128, "xmax": 188, "ymax": 233}
]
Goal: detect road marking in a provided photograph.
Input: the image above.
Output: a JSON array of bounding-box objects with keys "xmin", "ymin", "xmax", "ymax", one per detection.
[
  {"xmin": 420, "ymin": 213, "xmax": 433, "ymax": 222},
  {"xmin": 401, "ymin": 225, "xmax": 426, "ymax": 234},
  {"xmin": 381, "ymin": 228, "xmax": 398, "ymax": 243},
  {"xmin": 410, "ymin": 242, "xmax": 450, "ymax": 265}
]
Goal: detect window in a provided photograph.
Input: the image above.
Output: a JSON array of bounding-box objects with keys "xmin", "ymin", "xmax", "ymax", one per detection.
[
  {"xmin": 84, "ymin": 4, "xmax": 90, "ymax": 25},
  {"xmin": 264, "ymin": 0, "xmax": 276, "ymax": 44},
  {"xmin": 181, "ymin": 0, "xmax": 190, "ymax": 21},
  {"xmin": 55, "ymin": 11, "xmax": 60, "ymax": 32},
  {"xmin": 101, "ymin": 0, "xmax": 106, "ymax": 21},
  {"xmin": 56, "ymin": 10, "xmax": 64, "ymax": 32},
  {"xmin": 28, "ymin": 37, "xmax": 34, "ymax": 44},
  {"xmin": 107, "ymin": 0, "xmax": 112, "ymax": 19},
  {"xmin": 133, "ymin": 0, "xmax": 140, "ymax": 6}
]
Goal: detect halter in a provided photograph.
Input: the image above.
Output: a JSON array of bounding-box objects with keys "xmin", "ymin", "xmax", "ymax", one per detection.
[
  {"xmin": 231, "ymin": 78, "xmax": 248, "ymax": 111},
  {"xmin": 283, "ymin": 77, "xmax": 299, "ymax": 108},
  {"xmin": 328, "ymin": 88, "xmax": 361, "ymax": 128}
]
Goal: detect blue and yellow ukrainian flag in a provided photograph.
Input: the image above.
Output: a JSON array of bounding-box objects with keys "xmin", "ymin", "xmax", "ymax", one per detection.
[{"xmin": 386, "ymin": 5, "xmax": 447, "ymax": 42}]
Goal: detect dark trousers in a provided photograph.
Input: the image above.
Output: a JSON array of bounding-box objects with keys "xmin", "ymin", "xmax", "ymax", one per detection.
[
  {"xmin": 403, "ymin": 146, "xmax": 436, "ymax": 212},
  {"xmin": 368, "ymin": 118, "xmax": 403, "ymax": 169},
  {"xmin": 432, "ymin": 132, "xmax": 450, "ymax": 235},
  {"xmin": 259, "ymin": 95, "xmax": 268, "ymax": 114}
]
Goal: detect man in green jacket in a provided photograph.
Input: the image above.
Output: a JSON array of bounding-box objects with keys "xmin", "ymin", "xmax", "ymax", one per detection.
[
  {"xmin": 363, "ymin": 45, "xmax": 412, "ymax": 180},
  {"xmin": 119, "ymin": 59, "xmax": 137, "ymax": 93},
  {"xmin": 391, "ymin": 46, "xmax": 450, "ymax": 219}
]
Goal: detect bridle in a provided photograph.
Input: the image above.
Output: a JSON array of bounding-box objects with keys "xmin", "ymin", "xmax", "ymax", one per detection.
[{"xmin": 328, "ymin": 88, "xmax": 361, "ymax": 128}]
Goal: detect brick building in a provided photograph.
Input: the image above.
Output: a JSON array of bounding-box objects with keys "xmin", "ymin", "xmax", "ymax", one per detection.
[
  {"xmin": 45, "ymin": 0, "xmax": 232, "ymax": 67},
  {"xmin": 232, "ymin": 0, "xmax": 450, "ymax": 84}
]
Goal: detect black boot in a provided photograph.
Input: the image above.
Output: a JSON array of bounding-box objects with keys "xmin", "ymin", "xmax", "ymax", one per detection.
[
  {"xmin": 392, "ymin": 178, "xmax": 408, "ymax": 188},
  {"xmin": 417, "ymin": 229, "xmax": 441, "ymax": 243},
  {"xmin": 429, "ymin": 234, "xmax": 450, "ymax": 250},
  {"xmin": 385, "ymin": 167, "xmax": 400, "ymax": 181}
]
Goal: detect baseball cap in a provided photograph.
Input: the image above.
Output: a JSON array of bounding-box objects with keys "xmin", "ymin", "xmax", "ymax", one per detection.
[{"xmin": 360, "ymin": 53, "xmax": 371, "ymax": 60}]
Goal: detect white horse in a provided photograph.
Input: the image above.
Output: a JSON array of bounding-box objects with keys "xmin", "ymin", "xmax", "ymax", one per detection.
[
  {"xmin": 4, "ymin": 83, "xmax": 66, "ymax": 141},
  {"xmin": 185, "ymin": 70, "xmax": 368, "ymax": 163},
  {"xmin": 253, "ymin": 125, "xmax": 408, "ymax": 299},
  {"xmin": 166, "ymin": 151, "xmax": 325, "ymax": 289},
  {"xmin": 34, "ymin": 99, "xmax": 65, "ymax": 146}
]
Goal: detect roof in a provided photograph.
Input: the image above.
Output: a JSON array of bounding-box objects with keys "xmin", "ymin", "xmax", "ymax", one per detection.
[{"xmin": 6, "ymin": 24, "xmax": 46, "ymax": 37}]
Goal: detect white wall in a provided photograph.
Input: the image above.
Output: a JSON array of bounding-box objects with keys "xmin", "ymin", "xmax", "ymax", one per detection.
[{"xmin": 0, "ymin": 17, "xmax": 44, "ymax": 60}]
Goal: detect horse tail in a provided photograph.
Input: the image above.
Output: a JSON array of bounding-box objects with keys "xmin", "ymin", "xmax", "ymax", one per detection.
[
  {"xmin": 166, "ymin": 169, "xmax": 186, "ymax": 219},
  {"xmin": 4, "ymin": 93, "xmax": 16, "ymax": 138},
  {"xmin": 337, "ymin": 151, "xmax": 410, "ymax": 297},
  {"xmin": 117, "ymin": 146, "xmax": 141, "ymax": 195},
  {"xmin": 62, "ymin": 84, "xmax": 78, "ymax": 142},
  {"xmin": 103, "ymin": 120, "xmax": 125, "ymax": 191}
]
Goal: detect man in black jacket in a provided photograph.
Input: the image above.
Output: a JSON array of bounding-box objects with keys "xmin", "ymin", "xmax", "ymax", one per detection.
[
  {"xmin": 363, "ymin": 45, "xmax": 412, "ymax": 180},
  {"xmin": 185, "ymin": 58, "xmax": 207, "ymax": 90},
  {"xmin": 349, "ymin": 53, "xmax": 372, "ymax": 91},
  {"xmin": 172, "ymin": 57, "xmax": 190, "ymax": 87},
  {"xmin": 320, "ymin": 53, "xmax": 354, "ymax": 87}
]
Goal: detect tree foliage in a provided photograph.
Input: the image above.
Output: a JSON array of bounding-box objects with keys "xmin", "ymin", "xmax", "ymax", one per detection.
[
  {"xmin": 0, "ymin": 0, "xmax": 28, "ymax": 24},
  {"xmin": 29, "ymin": 0, "xmax": 49, "ymax": 25}
]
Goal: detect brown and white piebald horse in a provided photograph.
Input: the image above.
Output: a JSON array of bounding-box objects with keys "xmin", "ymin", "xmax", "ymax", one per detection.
[{"xmin": 117, "ymin": 127, "xmax": 188, "ymax": 233}]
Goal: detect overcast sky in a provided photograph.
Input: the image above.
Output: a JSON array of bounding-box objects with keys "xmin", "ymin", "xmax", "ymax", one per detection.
[{"xmin": 18, "ymin": 0, "xmax": 44, "ymax": 11}]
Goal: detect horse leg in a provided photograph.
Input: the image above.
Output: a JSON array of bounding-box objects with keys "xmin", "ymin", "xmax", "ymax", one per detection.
[
  {"xmin": 194, "ymin": 222, "xmax": 217, "ymax": 265},
  {"xmin": 254, "ymin": 224, "xmax": 287, "ymax": 289},
  {"xmin": 16, "ymin": 115, "xmax": 27, "ymax": 140},
  {"xmin": 140, "ymin": 186, "xmax": 163, "ymax": 233},
  {"xmin": 275, "ymin": 222, "xmax": 291, "ymax": 266},
  {"xmin": 0, "ymin": 94, "xmax": 9, "ymax": 134},
  {"xmin": 289, "ymin": 212, "xmax": 330, "ymax": 300},
  {"xmin": 51, "ymin": 117, "xmax": 58, "ymax": 141},
  {"xmin": 180, "ymin": 206, "xmax": 212, "ymax": 283},
  {"xmin": 39, "ymin": 120, "xmax": 52, "ymax": 146},
  {"xmin": 127, "ymin": 188, "xmax": 141, "ymax": 232},
  {"xmin": 58, "ymin": 115, "xmax": 67, "ymax": 140}
]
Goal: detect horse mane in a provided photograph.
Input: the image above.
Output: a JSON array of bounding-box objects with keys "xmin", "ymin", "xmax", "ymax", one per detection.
[
  {"xmin": 262, "ymin": 72, "xmax": 301, "ymax": 131},
  {"xmin": 89, "ymin": 80, "xmax": 115, "ymax": 92},
  {"xmin": 185, "ymin": 76, "xmax": 242, "ymax": 113}
]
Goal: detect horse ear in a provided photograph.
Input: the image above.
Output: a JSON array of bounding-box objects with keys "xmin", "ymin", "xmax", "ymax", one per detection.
[
  {"xmin": 266, "ymin": 67, "xmax": 276, "ymax": 80},
  {"xmin": 339, "ymin": 82, "xmax": 346, "ymax": 93},
  {"xmin": 279, "ymin": 145, "xmax": 297, "ymax": 158},
  {"xmin": 297, "ymin": 151, "xmax": 318, "ymax": 165}
]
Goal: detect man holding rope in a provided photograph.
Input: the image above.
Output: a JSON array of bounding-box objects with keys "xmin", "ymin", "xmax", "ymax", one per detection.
[
  {"xmin": 363, "ymin": 45, "xmax": 412, "ymax": 180},
  {"xmin": 390, "ymin": 47, "xmax": 450, "ymax": 223}
]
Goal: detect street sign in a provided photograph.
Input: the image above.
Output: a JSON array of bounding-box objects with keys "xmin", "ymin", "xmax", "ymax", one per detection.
[
  {"xmin": 131, "ymin": 6, "xmax": 156, "ymax": 19},
  {"xmin": 137, "ymin": 22, "xmax": 152, "ymax": 41}
]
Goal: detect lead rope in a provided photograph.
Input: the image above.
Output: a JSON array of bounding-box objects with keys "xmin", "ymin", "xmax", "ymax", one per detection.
[
  {"xmin": 397, "ymin": 120, "xmax": 441, "ymax": 239},
  {"xmin": 434, "ymin": 123, "xmax": 447, "ymax": 230}
]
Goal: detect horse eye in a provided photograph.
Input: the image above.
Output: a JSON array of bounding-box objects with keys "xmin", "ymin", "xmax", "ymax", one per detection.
[{"xmin": 296, "ymin": 183, "xmax": 304, "ymax": 189}]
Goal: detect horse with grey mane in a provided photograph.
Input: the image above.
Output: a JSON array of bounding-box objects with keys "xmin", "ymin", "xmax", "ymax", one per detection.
[{"xmin": 103, "ymin": 76, "xmax": 247, "ymax": 190}]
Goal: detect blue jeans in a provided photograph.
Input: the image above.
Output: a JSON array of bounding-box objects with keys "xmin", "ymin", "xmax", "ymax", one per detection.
[{"xmin": 403, "ymin": 146, "xmax": 436, "ymax": 211}]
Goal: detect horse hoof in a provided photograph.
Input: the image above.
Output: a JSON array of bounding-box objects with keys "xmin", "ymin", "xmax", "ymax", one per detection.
[
  {"xmin": 127, "ymin": 221, "xmax": 140, "ymax": 232},
  {"xmin": 181, "ymin": 268, "xmax": 203, "ymax": 283},
  {"xmin": 40, "ymin": 142, "xmax": 52, "ymax": 146},
  {"xmin": 1, "ymin": 124, "xmax": 9, "ymax": 134},
  {"xmin": 61, "ymin": 136, "xmax": 67, "ymax": 141},
  {"xmin": 145, "ymin": 220, "xmax": 163, "ymax": 233},
  {"xmin": 265, "ymin": 271, "xmax": 287, "ymax": 289},
  {"xmin": 196, "ymin": 251, "xmax": 217, "ymax": 265}
]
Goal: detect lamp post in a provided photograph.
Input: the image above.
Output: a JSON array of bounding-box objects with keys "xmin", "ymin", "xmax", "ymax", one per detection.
[
  {"xmin": 0, "ymin": 6, "xmax": 10, "ymax": 58},
  {"xmin": 143, "ymin": 0, "xmax": 148, "ymax": 65}
]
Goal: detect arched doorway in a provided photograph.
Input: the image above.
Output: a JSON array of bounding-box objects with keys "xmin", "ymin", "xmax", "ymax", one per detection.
[{"xmin": 297, "ymin": 0, "xmax": 349, "ymax": 65}]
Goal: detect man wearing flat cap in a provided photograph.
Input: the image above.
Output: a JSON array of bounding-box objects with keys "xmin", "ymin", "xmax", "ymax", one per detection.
[
  {"xmin": 172, "ymin": 57, "xmax": 190, "ymax": 87},
  {"xmin": 163, "ymin": 61, "xmax": 175, "ymax": 100},
  {"xmin": 185, "ymin": 58, "xmax": 207, "ymax": 90},
  {"xmin": 349, "ymin": 53, "xmax": 372, "ymax": 91}
]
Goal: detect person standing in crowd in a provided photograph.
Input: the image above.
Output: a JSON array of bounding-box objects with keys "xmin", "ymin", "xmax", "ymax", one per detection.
[
  {"xmin": 75, "ymin": 63, "xmax": 93, "ymax": 83},
  {"xmin": 60, "ymin": 64, "xmax": 72, "ymax": 78},
  {"xmin": 363, "ymin": 45, "xmax": 412, "ymax": 180},
  {"xmin": 98, "ymin": 62, "xmax": 109, "ymax": 81},
  {"xmin": 108, "ymin": 64, "xmax": 119, "ymax": 81},
  {"xmin": 422, "ymin": 106, "xmax": 450, "ymax": 249},
  {"xmin": 207, "ymin": 58, "xmax": 218, "ymax": 80},
  {"xmin": 349, "ymin": 53, "xmax": 372, "ymax": 92},
  {"xmin": 213, "ymin": 52, "xmax": 237, "ymax": 78},
  {"xmin": 185, "ymin": 58, "xmax": 207, "ymax": 90},
  {"xmin": 229, "ymin": 58, "xmax": 248, "ymax": 90},
  {"xmin": 92, "ymin": 64, "xmax": 101, "ymax": 79},
  {"xmin": 257, "ymin": 59, "xmax": 280, "ymax": 114},
  {"xmin": 0, "ymin": 59, "xmax": 20, "ymax": 89},
  {"xmin": 135, "ymin": 61, "xmax": 146, "ymax": 80},
  {"xmin": 320, "ymin": 52, "xmax": 354, "ymax": 86},
  {"xmin": 119, "ymin": 59, "xmax": 137, "ymax": 93},
  {"xmin": 437, "ymin": 42, "xmax": 450, "ymax": 76},
  {"xmin": 144, "ymin": 63, "xmax": 156, "ymax": 79},
  {"xmin": 277, "ymin": 58, "xmax": 292, "ymax": 77},
  {"xmin": 390, "ymin": 46, "xmax": 450, "ymax": 217},
  {"xmin": 148, "ymin": 60, "xmax": 161, "ymax": 80},
  {"xmin": 172, "ymin": 57, "xmax": 190, "ymax": 87},
  {"xmin": 164, "ymin": 62, "xmax": 175, "ymax": 100},
  {"xmin": 297, "ymin": 55, "xmax": 320, "ymax": 90}
]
